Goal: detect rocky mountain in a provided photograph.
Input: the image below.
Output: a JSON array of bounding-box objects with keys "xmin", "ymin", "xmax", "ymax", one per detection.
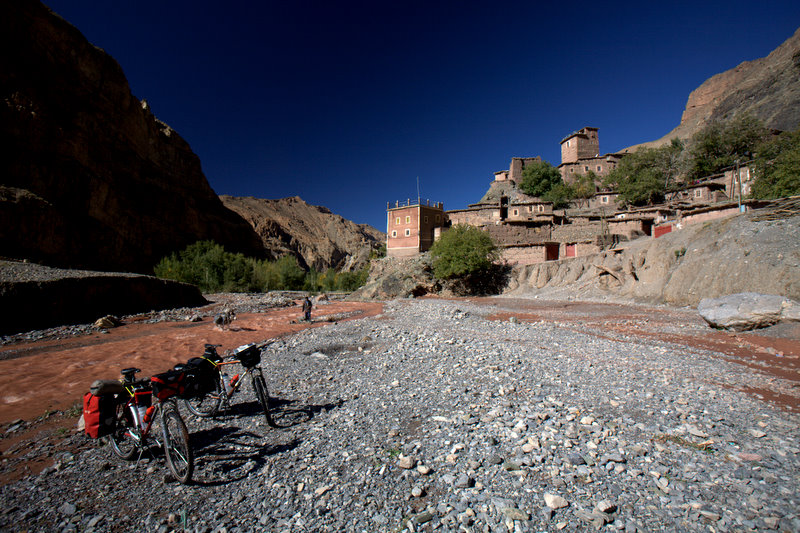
[
  {"xmin": 220, "ymin": 195, "xmax": 385, "ymax": 272},
  {"xmin": 638, "ymin": 27, "xmax": 800, "ymax": 148},
  {"xmin": 0, "ymin": 0, "xmax": 265, "ymax": 274}
]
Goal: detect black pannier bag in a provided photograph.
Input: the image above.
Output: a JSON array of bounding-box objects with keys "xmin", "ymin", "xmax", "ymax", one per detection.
[
  {"xmin": 232, "ymin": 343, "xmax": 261, "ymax": 368},
  {"xmin": 180, "ymin": 357, "xmax": 220, "ymax": 398},
  {"xmin": 151, "ymin": 369, "xmax": 186, "ymax": 400}
]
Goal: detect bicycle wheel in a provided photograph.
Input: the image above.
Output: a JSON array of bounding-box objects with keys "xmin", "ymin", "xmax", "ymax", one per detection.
[
  {"xmin": 183, "ymin": 378, "xmax": 222, "ymax": 417},
  {"xmin": 109, "ymin": 401, "xmax": 138, "ymax": 460},
  {"xmin": 252, "ymin": 373, "xmax": 276, "ymax": 427},
  {"xmin": 161, "ymin": 406, "xmax": 194, "ymax": 484}
]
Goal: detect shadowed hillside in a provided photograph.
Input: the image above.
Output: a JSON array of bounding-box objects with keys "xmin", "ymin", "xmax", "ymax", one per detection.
[{"xmin": 0, "ymin": 0, "xmax": 265, "ymax": 273}]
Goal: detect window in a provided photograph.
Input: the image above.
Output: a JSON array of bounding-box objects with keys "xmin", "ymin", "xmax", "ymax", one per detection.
[
  {"xmin": 435, "ymin": 215, "xmax": 440, "ymax": 222},
  {"xmin": 391, "ymin": 230, "xmax": 397, "ymax": 238},
  {"xmin": 694, "ymin": 189, "xmax": 703, "ymax": 198},
  {"xmin": 584, "ymin": 166, "xmax": 589, "ymax": 172},
  {"xmin": 537, "ymin": 205, "xmax": 544, "ymax": 212},
  {"xmin": 513, "ymin": 209, "xmax": 519, "ymax": 216},
  {"xmin": 528, "ymin": 206, "xmax": 533, "ymax": 212},
  {"xmin": 395, "ymin": 217, "xmax": 400, "ymax": 225},
  {"xmin": 405, "ymin": 229, "xmax": 411, "ymax": 236},
  {"xmin": 597, "ymin": 165, "xmax": 602, "ymax": 172},
  {"xmin": 405, "ymin": 216, "xmax": 411, "ymax": 224},
  {"xmin": 424, "ymin": 216, "xmax": 429, "ymax": 223},
  {"xmin": 601, "ymin": 196, "xmax": 609, "ymax": 204},
  {"xmin": 567, "ymin": 140, "xmax": 571, "ymax": 147}
]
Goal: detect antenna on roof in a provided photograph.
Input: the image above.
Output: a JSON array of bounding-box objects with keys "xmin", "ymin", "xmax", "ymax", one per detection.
[{"xmin": 416, "ymin": 176, "xmax": 421, "ymax": 203}]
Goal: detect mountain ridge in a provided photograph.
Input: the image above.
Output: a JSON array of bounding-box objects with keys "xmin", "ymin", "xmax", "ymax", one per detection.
[
  {"xmin": 220, "ymin": 195, "xmax": 384, "ymax": 272},
  {"xmin": 629, "ymin": 26, "xmax": 800, "ymax": 150}
]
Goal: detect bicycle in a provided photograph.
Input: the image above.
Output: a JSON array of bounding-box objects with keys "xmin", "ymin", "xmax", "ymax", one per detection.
[
  {"xmin": 107, "ymin": 367, "xmax": 194, "ymax": 484},
  {"xmin": 183, "ymin": 343, "xmax": 276, "ymax": 427}
]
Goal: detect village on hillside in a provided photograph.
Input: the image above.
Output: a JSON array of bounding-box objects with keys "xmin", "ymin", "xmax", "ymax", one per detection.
[{"xmin": 386, "ymin": 127, "xmax": 765, "ymax": 264}]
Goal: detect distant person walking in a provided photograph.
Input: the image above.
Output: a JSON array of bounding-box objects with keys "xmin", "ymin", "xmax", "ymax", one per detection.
[{"xmin": 302, "ymin": 296, "xmax": 313, "ymax": 322}]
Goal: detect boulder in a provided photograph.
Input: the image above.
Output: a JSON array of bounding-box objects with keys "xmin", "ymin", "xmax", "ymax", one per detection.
[{"xmin": 697, "ymin": 292, "xmax": 800, "ymax": 331}]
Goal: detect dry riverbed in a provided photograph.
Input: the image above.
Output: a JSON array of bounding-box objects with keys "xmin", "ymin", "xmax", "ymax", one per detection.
[{"xmin": 0, "ymin": 294, "xmax": 798, "ymax": 532}]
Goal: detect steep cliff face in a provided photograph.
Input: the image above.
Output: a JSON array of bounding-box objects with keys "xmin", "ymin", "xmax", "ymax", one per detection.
[
  {"xmin": 0, "ymin": 0, "xmax": 265, "ymax": 273},
  {"xmin": 220, "ymin": 195, "xmax": 385, "ymax": 272},
  {"xmin": 637, "ymin": 27, "xmax": 800, "ymax": 148}
]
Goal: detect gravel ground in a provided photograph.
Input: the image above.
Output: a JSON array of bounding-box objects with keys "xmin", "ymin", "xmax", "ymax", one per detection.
[{"xmin": 1, "ymin": 298, "xmax": 798, "ymax": 532}]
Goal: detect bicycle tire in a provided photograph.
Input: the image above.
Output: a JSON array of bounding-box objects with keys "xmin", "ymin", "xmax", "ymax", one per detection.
[
  {"xmin": 161, "ymin": 406, "xmax": 194, "ymax": 484},
  {"xmin": 183, "ymin": 377, "xmax": 222, "ymax": 417},
  {"xmin": 109, "ymin": 401, "xmax": 138, "ymax": 460},
  {"xmin": 252, "ymin": 373, "xmax": 276, "ymax": 427}
]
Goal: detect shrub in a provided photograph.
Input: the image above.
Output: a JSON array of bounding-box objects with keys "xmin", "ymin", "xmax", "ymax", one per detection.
[
  {"xmin": 430, "ymin": 225, "xmax": 498, "ymax": 280},
  {"xmin": 154, "ymin": 241, "xmax": 370, "ymax": 293},
  {"xmin": 751, "ymin": 128, "xmax": 800, "ymax": 199},
  {"xmin": 518, "ymin": 160, "xmax": 563, "ymax": 198}
]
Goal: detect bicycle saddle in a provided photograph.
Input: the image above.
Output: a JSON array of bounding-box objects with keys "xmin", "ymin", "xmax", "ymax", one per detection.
[{"xmin": 121, "ymin": 368, "xmax": 141, "ymax": 382}]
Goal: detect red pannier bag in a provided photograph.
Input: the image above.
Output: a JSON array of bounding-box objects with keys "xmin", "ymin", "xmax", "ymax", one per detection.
[
  {"xmin": 83, "ymin": 392, "xmax": 116, "ymax": 439},
  {"xmin": 151, "ymin": 369, "xmax": 186, "ymax": 400}
]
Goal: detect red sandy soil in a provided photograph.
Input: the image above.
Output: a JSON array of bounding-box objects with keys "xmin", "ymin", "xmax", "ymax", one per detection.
[
  {"xmin": 0, "ymin": 301, "xmax": 383, "ymax": 425},
  {"xmin": 0, "ymin": 301, "xmax": 382, "ymax": 484}
]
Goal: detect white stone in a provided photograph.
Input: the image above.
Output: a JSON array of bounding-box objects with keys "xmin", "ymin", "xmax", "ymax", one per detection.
[{"xmin": 544, "ymin": 493, "xmax": 569, "ymax": 509}]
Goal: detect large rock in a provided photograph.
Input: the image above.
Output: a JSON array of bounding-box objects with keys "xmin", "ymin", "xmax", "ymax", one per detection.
[
  {"xmin": 220, "ymin": 195, "xmax": 384, "ymax": 272},
  {"xmin": 504, "ymin": 214, "xmax": 800, "ymax": 307},
  {"xmin": 349, "ymin": 254, "xmax": 440, "ymax": 300},
  {"xmin": 697, "ymin": 293, "xmax": 800, "ymax": 331},
  {"xmin": 0, "ymin": 0, "xmax": 265, "ymax": 274}
]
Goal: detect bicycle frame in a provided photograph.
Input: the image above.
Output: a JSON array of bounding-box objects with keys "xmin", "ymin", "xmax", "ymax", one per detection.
[
  {"xmin": 216, "ymin": 360, "xmax": 259, "ymax": 402},
  {"xmin": 118, "ymin": 385, "xmax": 158, "ymax": 444},
  {"xmin": 110, "ymin": 370, "xmax": 194, "ymax": 484}
]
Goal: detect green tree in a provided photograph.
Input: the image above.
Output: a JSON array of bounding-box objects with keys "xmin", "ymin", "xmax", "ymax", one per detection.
[
  {"xmin": 660, "ymin": 138, "xmax": 686, "ymax": 190},
  {"xmin": 336, "ymin": 267, "xmax": 370, "ymax": 291},
  {"xmin": 542, "ymin": 182, "xmax": 573, "ymax": 208},
  {"xmin": 275, "ymin": 255, "xmax": 305, "ymax": 290},
  {"xmin": 518, "ymin": 160, "xmax": 563, "ymax": 198},
  {"xmin": 604, "ymin": 148, "xmax": 668, "ymax": 207},
  {"xmin": 430, "ymin": 225, "xmax": 498, "ymax": 279},
  {"xmin": 154, "ymin": 241, "xmax": 260, "ymax": 292},
  {"xmin": 686, "ymin": 115, "xmax": 769, "ymax": 180},
  {"xmin": 155, "ymin": 242, "xmax": 373, "ymax": 293},
  {"xmin": 319, "ymin": 268, "xmax": 338, "ymax": 292},
  {"xmin": 571, "ymin": 171, "xmax": 598, "ymax": 199},
  {"xmin": 751, "ymin": 128, "xmax": 800, "ymax": 199}
]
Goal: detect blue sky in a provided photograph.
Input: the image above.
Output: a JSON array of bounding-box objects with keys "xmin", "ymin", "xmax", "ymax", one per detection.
[{"xmin": 44, "ymin": 1, "xmax": 800, "ymax": 232}]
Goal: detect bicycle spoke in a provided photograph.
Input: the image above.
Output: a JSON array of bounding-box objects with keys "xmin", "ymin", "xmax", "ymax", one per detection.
[{"xmin": 161, "ymin": 408, "xmax": 193, "ymax": 484}]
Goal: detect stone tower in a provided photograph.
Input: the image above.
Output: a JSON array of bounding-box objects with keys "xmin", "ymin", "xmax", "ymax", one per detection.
[{"xmin": 560, "ymin": 127, "xmax": 599, "ymax": 164}]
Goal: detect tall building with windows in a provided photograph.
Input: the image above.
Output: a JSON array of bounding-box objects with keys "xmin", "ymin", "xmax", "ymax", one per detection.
[
  {"xmin": 558, "ymin": 127, "xmax": 624, "ymax": 184},
  {"xmin": 386, "ymin": 199, "xmax": 446, "ymax": 257}
]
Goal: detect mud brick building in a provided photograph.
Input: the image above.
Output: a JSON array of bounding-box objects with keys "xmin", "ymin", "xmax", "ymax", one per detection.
[
  {"xmin": 385, "ymin": 127, "xmax": 758, "ymax": 265},
  {"xmin": 386, "ymin": 199, "xmax": 446, "ymax": 258},
  {"xmin": 558, "ymin": 127, "xmax": 624, "ymax": 184}
]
